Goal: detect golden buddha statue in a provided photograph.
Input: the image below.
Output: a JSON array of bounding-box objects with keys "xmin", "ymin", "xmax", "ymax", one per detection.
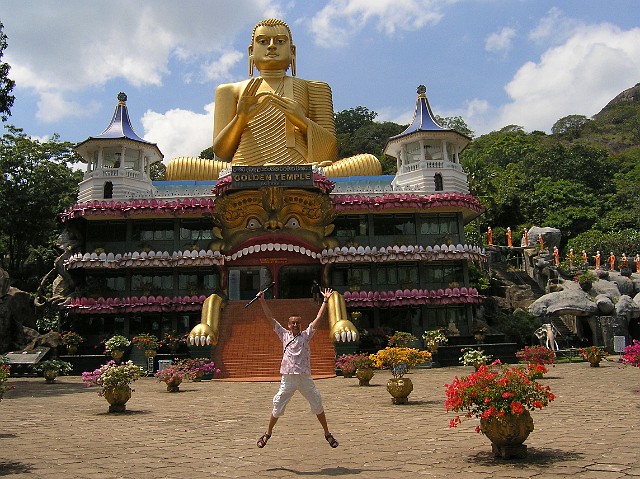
[{"xmin": 166, "ymin": 18, "xmax": 381, "ymax": 180}]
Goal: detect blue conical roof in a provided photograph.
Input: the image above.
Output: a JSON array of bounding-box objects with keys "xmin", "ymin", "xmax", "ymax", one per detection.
[
  {"xmin": 91, "ymin": 92, "xmax": 153, "ymax": 144},
  {"xmin": 389, "ymin": 85, "xmax": 449, "ymax": 140}
]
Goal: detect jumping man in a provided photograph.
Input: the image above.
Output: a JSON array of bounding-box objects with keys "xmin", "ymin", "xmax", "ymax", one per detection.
[{"xmin": 256, "ymin": 287, "xmax": 338, "ymax": 449}]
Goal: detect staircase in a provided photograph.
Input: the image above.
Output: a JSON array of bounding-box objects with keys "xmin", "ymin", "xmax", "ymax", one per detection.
[{"xmin": 213, "ymin": 299, "xmax": 337, "ymax": 381}]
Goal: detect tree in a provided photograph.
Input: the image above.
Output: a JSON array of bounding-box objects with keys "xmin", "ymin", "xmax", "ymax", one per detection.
[
  {"xmin": 150, "ymin": 161, "xmax": 166, "ymax": 181},
  {"xmin": 334, "ymin": 106, "xmax": 377, "ymax": 135},
  {"xmin": 0, "ymin": 22, "xmax": 15, "ymax": 121},
  {"xmin": 436, "ymin": 115, "xmax": 474, "ymax": 138},
  {"xmin": 551, "ymin": 115, "xmax": 590, "ymax": 140},
  {"xmin": 0, "ymin": 126, "xmax": 82, "ymax": 288}
]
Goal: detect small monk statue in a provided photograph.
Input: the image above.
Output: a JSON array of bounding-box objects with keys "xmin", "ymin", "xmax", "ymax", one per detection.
[
  {"xmin": 621, "ymin": 253, "xmax": 629, "ymax": 269},
  {"xmin": 553, "ymin": 246, "xmax": 559, "ymax": 266},
  {"xmin": 166, "ymin": 18, "xmax": 380, "ymax": 180},
  {"xmin": 522, "ymin": 228, "xmax": 529, "ymax": 247},
  {"xmin": 568, "ymin": 248, "xmax": 574, "ymax": 268},
  {"xmin": 635, "ymin": 254, "xmax": 640, "ymax": 273},
  {"xmin": 609, "ymin": 252, "xmax": 616, "ymax": 271},
  {"xmin": 581, "ymin": 250, "xmax": 588, "ymax": 265},
  {"xmin": 487, "ymin": 226, "xmax": 493, "ymax": 245},
  {"xmin": 506, "ymin": 227, "xmax": 512, "ymax": 247},
  {"xmin": 594, "ymin": 250, "xmax": 601, "ymax": 269}
]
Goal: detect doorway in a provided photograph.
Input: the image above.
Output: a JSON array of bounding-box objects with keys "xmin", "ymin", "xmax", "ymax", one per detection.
[{"xmin": 278, "ymin": 265, "xmax": 321, "ymax": 299}]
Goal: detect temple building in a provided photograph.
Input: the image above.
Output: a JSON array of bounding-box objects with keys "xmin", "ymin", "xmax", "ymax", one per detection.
[{"xmin": 58, "ymin": 86, "xmax": 486, "ymax": 378}]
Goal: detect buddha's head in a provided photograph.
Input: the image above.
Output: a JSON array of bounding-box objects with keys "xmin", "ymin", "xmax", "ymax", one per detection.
[{"xmin": 248, "ymin": 18, "xmax": 296, "ymax": 76}]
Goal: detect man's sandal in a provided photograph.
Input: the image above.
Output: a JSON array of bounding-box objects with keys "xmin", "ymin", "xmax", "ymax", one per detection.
[
  {"xmin": 257, "ymin": 433, "xmax": 271, "ymax": 448},
  {"xmin": 325, "ymin": 433, "xmax": 339, "ymax": 448}
]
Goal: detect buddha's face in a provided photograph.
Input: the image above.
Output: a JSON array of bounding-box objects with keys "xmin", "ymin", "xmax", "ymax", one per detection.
[{"xmin": 250, "ymin": 25, "xmax": 294, "ymax": 72}]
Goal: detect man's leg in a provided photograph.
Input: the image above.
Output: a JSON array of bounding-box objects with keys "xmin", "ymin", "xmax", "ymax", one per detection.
[
  {"xmin": 298, "ymin": 376, "xmax": 339, "ymax": 447},
  {"xmin": 258, "ymin": 375, "xmax": 295, "ymax": 447}
]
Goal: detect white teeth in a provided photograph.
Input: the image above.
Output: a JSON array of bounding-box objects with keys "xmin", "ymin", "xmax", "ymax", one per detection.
[
  {"xmin": 248, "ymin": 245, "xmax": 255, "ymax": 254},
  {"xmin": 300, "ymin": 247, "xmax": 306, "ymax": 255},
  {"xmin": 260, "ymin": 244, "xmax": 267, "ymax": 251},
  {"xmin": 231, "ymin": 253, "xmax": 238, "ymax": 260},
  {"xmin": 242, "ymin": 247, "xmax": 249, "ymax": 256},
  {"xmin": 267, "ymin": 243, "xmax": 274, "ymax": 251},
  {"xmin": 294, "ymin": 245, "xmax": 300, "ymax": 252},
  {"xmin": 274, "ymin": 243, "xmax": 281, "ymax": 251},
  {"xmin": 287, "ymin": 244, "xmax": 294, "ymax": 251}
]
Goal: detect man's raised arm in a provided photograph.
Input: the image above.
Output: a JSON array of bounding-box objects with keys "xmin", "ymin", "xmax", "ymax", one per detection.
[
  {"xmin": 310, "ymin": 288, "xmax": 333, "ymax": 331},
  {"xmin": 257, "ymin": 292, "xmax": 277, "ymax": 326}
]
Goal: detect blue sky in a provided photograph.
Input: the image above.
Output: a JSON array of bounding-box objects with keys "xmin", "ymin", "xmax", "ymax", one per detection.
[{"xmin": 2, "ymin": 0, "xmax": 640, "ymax": 163}]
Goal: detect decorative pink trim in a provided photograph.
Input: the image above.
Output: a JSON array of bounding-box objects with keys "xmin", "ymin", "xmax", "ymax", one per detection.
[
  {"xmin": 65, "ymin": 249, "xmax": 224, "ymax": 270},
  {"xmin": 65, "ymin": 295, "xmax": 207, "ymax": 314},
  {"xmin": 321, "ymin": 244, "xmax": 486, "ymax": 264},
  {"xmin": 60, "ymin": 198, "xmax": 216, "ymax": 222},
  {"xmin": 331, "ymin": 192, "xmax": 484, "ymax": 212},
  {"xmin": 343, "ymin": 288, "xmax": 484, "ymax": 308}
]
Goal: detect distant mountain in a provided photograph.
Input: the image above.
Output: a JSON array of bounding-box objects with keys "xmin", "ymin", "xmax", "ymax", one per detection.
[{"xmin": 584, "ymin": 82, "xmax": 640, "ymax": 154}]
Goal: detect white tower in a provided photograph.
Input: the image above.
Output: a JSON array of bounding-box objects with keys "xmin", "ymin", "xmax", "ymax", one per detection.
[
  {"xmin": 75, "ymin": 92, "xmax": 163, "ymax": 202},
  {"xmin": 384, "ymin": 85, "xmax": 470, "ymax": 194}
]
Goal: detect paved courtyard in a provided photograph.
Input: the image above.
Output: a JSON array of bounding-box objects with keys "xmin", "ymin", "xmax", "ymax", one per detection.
[{"xmin": 1, "ymin": 360, "xmax": 639, "ymax": 478}]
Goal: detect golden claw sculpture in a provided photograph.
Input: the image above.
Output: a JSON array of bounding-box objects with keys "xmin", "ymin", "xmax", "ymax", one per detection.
[
  {"xmin": 327, "ymin": 292, "xmax": 359, "ymax": 342},
  {"xmin": 187, "ymin": 294, "xmax": 223, "ymax": 346}
]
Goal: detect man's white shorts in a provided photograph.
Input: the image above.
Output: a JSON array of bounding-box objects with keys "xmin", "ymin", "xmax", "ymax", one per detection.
[{"xmin": 272, "ymin": 374, "xmax": 324, "ymax": 417}]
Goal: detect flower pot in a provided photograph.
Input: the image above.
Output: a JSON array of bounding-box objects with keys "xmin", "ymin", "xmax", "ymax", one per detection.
[
  {"xmin": 341, "ymin": 369, "xmax": 356, "ymax": 378},
  {"xmin": 588, "ymin": 358, "xmax": 601, "ymax": 367},
  {"xmin": 355, "ymin": 368, "xmax": 374, "ymax": 386},
  {"xmin": 144, "ymin": 349, "xmax": 157, "ymax": 358},
  {"xmin": 104, "ymin": 386, "xmax": 132, "ymax": 413},
  {"xmin": 43, "ymin": 370, "xmax": 58, "ymax": 384},
  {"xmin": 66, "ymin": 345, "xmax": 78, "ymax": 355},
  {"xmin": 165, "ymin": 378, "xmax": 182, "ymax": 392},
  {"xmin": 192, "ymin": 370, "xmax": 204, "ymax": 382},
  {"xmin": 474, "ymin": 333, "xmax": 486, "ymax": 343},
  {"xmin": 110, "ymin": 350, "xmax": 124, "ymax": 362},
  {"xmin": 480, "ymin": 410, "xmax": 534, "ymax": 459},
  {"xmin": 386, "ymin": 378, "xmax": 413, "ymax": 404}
]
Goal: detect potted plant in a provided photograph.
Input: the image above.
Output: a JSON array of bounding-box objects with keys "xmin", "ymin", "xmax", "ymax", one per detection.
[
  {"xmin": 459, "ymin": 348, "xmax": 493, "ymax": 370},
  {"xmin": 387, "ymin": 331, "xmax": 417, "ymax": 348},
  {"xmin": 104, "ymin": 335, "xmax": 130, "ymax": 361},
  {"xmin": 160, "ymin": 332, "xmax": 186, "ymax": 353},
  {"xmin": 34, "ymin": 359, "xmax": 73, "ymax": 383},
  {"xmin": 350, "ymin": 353, "xmax": 376, "ymax": 386},
  {"xmin": 335, "ymin": 354, "xmax": 357, "ymax": 378},
  {"xmin": 422, "ymin": 329, "xmax": 448, "ymax": 353},
  {"xmin": 445, "ymin": 362, "xmax": 555, "ymax": 458},
  {"xmin": 622, "ymin": 339, "xmax": 640, "ymax": 367},
  {"xmin": 182, "ymin": 358, "xmax": 219, "ymax": 381},
  {"xmin": 60, "ymin": 331, "xmax": 84, "ymax": 355},
  {"xmin": 580, "ymin": 346, "xmax": 608, "ymax": 367},
  {"xmin": 0, "ymin": 362, "xmax": 14, "ymax": 401},
  {"xmin": 154, "ymin": 360, "xmax": 191, "ymax": 392},
  {"xmin": 515, "ymin": 345, "xmax": 555, "ymax": 365},
  {"xmin": 82, "ymin": 360, "xmax": 145, "ymax": 412},
  {"xmin": 471, "ymin": 324, "xmax": 488, "ymax": 343},
  {"xmin": 132, "ymin": 333, "xmax": 159, "ymax": 358},
  {"xmin": 370, "ymin": 347, "xmax": 431, "ymax": 403}
]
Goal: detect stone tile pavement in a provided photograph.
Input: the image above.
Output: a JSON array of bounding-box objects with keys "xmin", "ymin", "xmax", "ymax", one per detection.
[{"xmin": 1, "ymin": 359, "xmax": 640, "ymax": 478}]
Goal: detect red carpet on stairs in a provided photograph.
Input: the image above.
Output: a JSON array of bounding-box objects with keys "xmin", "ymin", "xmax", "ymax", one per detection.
[{"xmin": 213, "ymin": 299, "xmax": 337, "ymax": 381}]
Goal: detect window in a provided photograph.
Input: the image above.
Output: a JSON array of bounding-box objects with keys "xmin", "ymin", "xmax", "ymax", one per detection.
[
  {"xmin": 418, "ymin": 214, "xmax": 459, "ymax": 236},
  {"xmin": 86, "ymin": 221, "xmax": 127, "ymax": 243},
  {"xmin": 180, "ymin": 220, "xmax": 213, "ymax": 241},
  {"xmin": 333, "ymin": 215, "xmax": 368, "ymax": 244},
  {"xmin": 424, "ymin": 262, "xmax": 464, "ymax": 289},
  {"xmin": 372, "ymin": 215, "xmax": 415, "ymax": 236},
  {"xmin": 103, "ymin": 181, "xmax": 113, "ymax": 199},
  {"xmin": 132, "ymin": 220, "xmax": 174, "ymax": 243},
  {"xmin": 434, "ymin": 173, "xmax": 443, "ymax": 191}
]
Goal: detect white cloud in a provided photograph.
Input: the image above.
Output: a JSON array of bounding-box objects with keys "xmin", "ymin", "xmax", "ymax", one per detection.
[
  {"xmin": 485, "ymin": 27, "xmax": 516, "ymax": 54},
  {"xmin": 309, "ymin": 0, "xmax": 445, "ymax": 47},
  {"xmin": 493, "ymin": 23, "xmax": 640, "ymax": 132},
  {"xmin": 529, "ymin": 7, "xmax": 583, "ymax": 44},
  {"xmin": 201, "ymin": 51, "xmax": 245, "ymax": 82},
  {"xmin": 36, "ymin": 92, "xmax": 101, "ymax": 123},
  {"xmin": 141, "ymin": 103, "xmax": 215, "ymax": 163},
  {"xmin": 4, "ymin": 0, "xmax": 274, "ymax": 122}
]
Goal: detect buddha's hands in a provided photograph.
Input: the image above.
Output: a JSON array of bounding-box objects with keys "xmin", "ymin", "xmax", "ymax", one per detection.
[
  {"xmin": 263, "ymin": 94, "xmax": 309, "ymax": 133},
  {"xmin": 236, "ymin": 78, "xmax": 270, "ymax": 124}
]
